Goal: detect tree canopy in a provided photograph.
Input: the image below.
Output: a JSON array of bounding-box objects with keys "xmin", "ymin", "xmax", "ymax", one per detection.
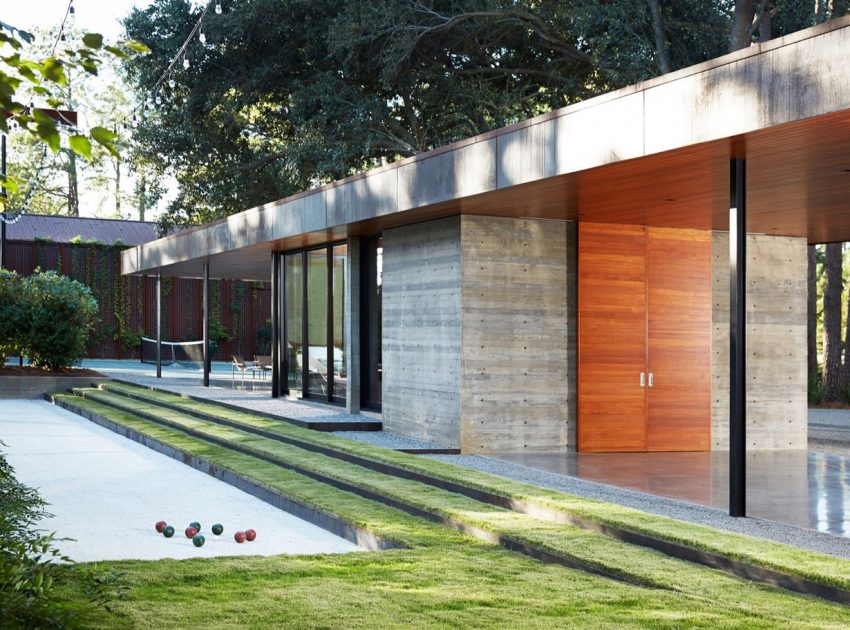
[{"xmin": 121, "ymin": 0, "xmax": 847, "ymax": 233}]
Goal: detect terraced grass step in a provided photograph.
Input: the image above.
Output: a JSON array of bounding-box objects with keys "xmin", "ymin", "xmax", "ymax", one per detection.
[
  {"xmin": 95, "ymin": 380, "xmax": 850, "ymax": 597},
  {"xmin": 53, "ymin": 395, "xmax": 850, "ymax": 628},
  {"xmin": 62, "ymin": 388, "xmax": 850, "ymax": 608},
  {"xmin": 110, "ymin": 378, "xmax": 382, "ymax": 431}
]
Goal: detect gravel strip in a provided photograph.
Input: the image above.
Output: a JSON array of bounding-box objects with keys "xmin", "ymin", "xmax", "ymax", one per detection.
[
  {"xmin": 101, "ymin": 372, "xmax": 379, "ymax": 425},
  {"xmin": 423, "ymin": 453, "xmax": 850, "ymax": 559},
  {"xmin": 333, "ymin": 430, "xmax": 450, "ymax": 451}
]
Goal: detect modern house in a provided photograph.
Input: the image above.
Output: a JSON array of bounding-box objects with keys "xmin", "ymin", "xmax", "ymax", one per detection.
[{"xmin": 121, "ymin": 17, "xmax": 850, "ymax": 512}]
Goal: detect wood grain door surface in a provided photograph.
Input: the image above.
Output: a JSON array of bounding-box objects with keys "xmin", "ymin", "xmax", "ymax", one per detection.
[
  {"xmin": 578, "ymin": 223, "xmax": 647, "ymax": 452},
  {"xmin": 646, "ymin": 227, "xmax": 711, "ymax": 451},
  {"xmin": 578, "ymin": 223, "xmax": 710, "ymax": 452}
]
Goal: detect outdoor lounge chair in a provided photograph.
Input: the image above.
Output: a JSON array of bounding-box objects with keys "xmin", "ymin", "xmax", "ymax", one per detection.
[
  {"xmin": 254, "ymin": 355, "xmax": 272, "ymax": 380},
  {"xmin": 231, "ymin": 355, "xmax": 251, "ymax": 389}
]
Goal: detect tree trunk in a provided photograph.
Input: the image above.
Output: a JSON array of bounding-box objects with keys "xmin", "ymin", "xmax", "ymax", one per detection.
[
  {"xmin": 823, "ymin": 242, "xmax": 844, "ymax": 400},
  {"xmin": 647, "ymin": 0, "xmax": 671, "ymax": 74},
  {"xmin": 730, "ymin": 0, "xmax": 755, "ymax": 51},
  {"xmin": 808, "ymin": 245, "xmax": 818, "ymax": 380},
  {"xmin": 138, "ymin": 173, "xmax": 147, "ymax": 222},
  {"xmin": 67, "ymin": 150, "xmax": 79, "ymax": 217},
  {"xmin": 114, "ymin": 158, "xmax": 121, "ymax": 217}
]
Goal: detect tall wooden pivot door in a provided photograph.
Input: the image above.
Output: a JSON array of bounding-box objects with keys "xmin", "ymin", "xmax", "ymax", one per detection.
[{"xmin": 578, "ymin": 223, "xmax": 711, "ymax": 452}]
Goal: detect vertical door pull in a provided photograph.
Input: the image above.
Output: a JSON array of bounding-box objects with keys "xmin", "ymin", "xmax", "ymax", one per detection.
[
  {"xmin": 640, "ymin": 372, "xmax": 646, "ymax": 387},
  {"xmin": 648, "ymin": 372, "xmax": 654, "ymax": 387}
]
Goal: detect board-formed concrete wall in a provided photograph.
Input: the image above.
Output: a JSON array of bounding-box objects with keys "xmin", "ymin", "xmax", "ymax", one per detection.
[
  {"xmin": 382, "ymin": 215, "xmax": 576, "ymax": 452},
  {"xmin": 381, "ymin": 216, "xmax": 463, "ymax": 445},
  {"xmin": 460, "ymin": 216, "xmax": 574, "ymax": 453},
  {"xmin": 711, "ymin": 232, "xmax": 807, "ymax": 450}
]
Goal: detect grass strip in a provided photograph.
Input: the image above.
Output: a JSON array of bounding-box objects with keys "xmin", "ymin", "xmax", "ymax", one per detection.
[
  {"xmin": 64, "ymin": 390, "xmax": 850, "ymax": 619},
  {"xmin": 101, "ymin": 380, "xmax": 850, "ymax": 590}
]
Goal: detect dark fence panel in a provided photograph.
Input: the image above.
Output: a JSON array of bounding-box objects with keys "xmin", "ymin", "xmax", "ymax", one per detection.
[{"xmin": 5, "ymin": 239, "xmax": 270, "ymax": 361}]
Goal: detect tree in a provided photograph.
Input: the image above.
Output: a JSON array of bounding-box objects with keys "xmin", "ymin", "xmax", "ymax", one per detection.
[
  {"xmin": 823, "ymin": 243, "xmax": 843, "ymax": 400},
  {"xmin": 808, "ymin": 245, "xmax": 818, "ymax": 381},
  {"xmin": 123, "ymin": 0, "xmax": 732, "ymax": 232},
  {"xmin": 0, "ymin": 20, "xmax": 147, "ymax": 204}
]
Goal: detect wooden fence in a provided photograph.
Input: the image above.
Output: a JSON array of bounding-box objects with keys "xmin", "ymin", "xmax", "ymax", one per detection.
[{"xmin": 4, "ymin": 239, "xmax": 271, "ymax": 361}]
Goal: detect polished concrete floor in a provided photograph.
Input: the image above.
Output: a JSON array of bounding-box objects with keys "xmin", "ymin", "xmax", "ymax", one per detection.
[{"xmin": 493, "ymin": 450, "xmax": 850, "ymax": 536}]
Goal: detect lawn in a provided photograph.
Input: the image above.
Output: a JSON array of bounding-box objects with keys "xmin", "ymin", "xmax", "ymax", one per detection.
[{"xmin": 44, "ymin": 389, "xmax": 850, "ymax": 628}]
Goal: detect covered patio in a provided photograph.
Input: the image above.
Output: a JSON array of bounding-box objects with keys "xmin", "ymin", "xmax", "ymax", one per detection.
[{"xmin": 122, "ymin": 17, "xmax": 850, "ymax": 525}]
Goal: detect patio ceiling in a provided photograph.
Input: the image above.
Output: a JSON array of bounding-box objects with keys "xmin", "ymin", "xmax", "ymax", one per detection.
[{"xmin": 124, "ymin": 17, "xmax": 850, "ymax": 281}]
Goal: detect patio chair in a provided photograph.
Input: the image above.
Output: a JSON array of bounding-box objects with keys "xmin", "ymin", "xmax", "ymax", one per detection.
[
  {"xmin": 307, "ymin": 356, "xmax": 329, "ymax": 395},
  {"xmin": 231, "ymin": 355, "xmax": 251, "ymax": 389},
  {"xmin": 254, "ymin": 355, "xmax": 272, "ymax": 380}
]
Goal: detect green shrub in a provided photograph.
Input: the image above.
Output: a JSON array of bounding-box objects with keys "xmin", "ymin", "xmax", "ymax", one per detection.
[
  {"xmin": 21, "ymin": 271, "xmax": 99, "ymax": 371},
  {"xmin": 0, "ymin": 270, "xmax": 25, "ymax": 365},
  {"xmin": 809, "ymin": 371, "xmax": 826, "ymax": 404},
  {"xmin": 0, "ymin": 442, "xmax": 125, "ymax": 628},
  {"xmin": 0, "ymin": 439, "xmax": 74, "ymax": 628}
]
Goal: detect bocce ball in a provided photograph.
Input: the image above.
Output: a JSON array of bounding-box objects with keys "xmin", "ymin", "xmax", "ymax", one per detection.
[
  {"xmin": 185, "ymin": 526, "xmax": 198, "ymax": 539},
  {"xmin": 155, "ymin": 521, "xmax": 167, "ymax": 533},
  {"xmin": 193, "ymin": 534, "xmax": 205, "ymax": 548},
  {"xmin": 190, "ymin": 521, "xmax": 201, "ymax": 532},
  {"xmin": 245, "ymin": 529, "xmax": 256, "ymax": 542},
  {"xmin": 212, "ymin": 523, "xmax": 223, "ymax": 536},
  {"xmin": 163, "ymin": 525, "xmax": 175, "ymax": 538},
  {"xmin": 234, "ymin": 531, "xmax": 246, "ymax": 543}
]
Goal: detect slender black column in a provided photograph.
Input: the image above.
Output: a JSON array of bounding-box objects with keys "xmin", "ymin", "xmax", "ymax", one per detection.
[
  {"xmin": 156, "ymin": 271, "xmax": 162, "ymax": 379},
  {"xmin": 203, "ymin": 260, "xmax": 210, "ymax": 387},
  {"xmin": 729, "ymin": 159, "xmax": 747, "ymax": 518},
  {"xmin": 271, "ymin": 252, "xmax": 280, "ymax": 398}
]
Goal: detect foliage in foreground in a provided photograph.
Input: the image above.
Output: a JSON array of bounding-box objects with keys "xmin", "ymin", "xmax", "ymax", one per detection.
[{"xmin": 0, "ymin": 269, "xmax": 98, "ymax": 370}]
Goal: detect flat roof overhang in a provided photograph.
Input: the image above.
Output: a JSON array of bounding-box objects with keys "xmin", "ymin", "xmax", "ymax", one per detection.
[{"xmin": 123, "ymin": 17, "xmax": 850, "ymax": 281}]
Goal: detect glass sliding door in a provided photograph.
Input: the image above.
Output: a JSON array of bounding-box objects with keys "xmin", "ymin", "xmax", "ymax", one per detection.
[
  {"xmin": 306, "ymin": 248, "xmax": 329, "ymax": 397},
  {"xmin": 331, "ymin": 244, "xmax": 347, "ymax": 402},
  {"xmin": 279, "ymin": 241, "xmax": 348, "ymax": 404},
  {"xmin": 284, "ymin": 253, "xmax": 303, "ymax": 392}
]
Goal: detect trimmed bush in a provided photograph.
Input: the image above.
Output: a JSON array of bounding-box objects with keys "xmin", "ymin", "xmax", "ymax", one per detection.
[
  {"xmin": 22, "ymin": 272, "xmax": 98, "ymax": 371},
  {"xmin": 0, "ymin": 270, "xmax": 98, "ymax": 371},
  {"xmin": 0, "ymin": 270, "xmax": 25, "ymax": 364}
]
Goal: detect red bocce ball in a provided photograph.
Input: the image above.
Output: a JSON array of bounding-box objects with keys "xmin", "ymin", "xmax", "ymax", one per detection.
[
  {"xmin": 185, "ymin": 526, "xmax": 198, "ymax": 539},
  {"xmin": 245, "ymin": 529, "xmax": 256, "ymax": 542},
  {"xmin": 234, "ymin": 531, "xmax": 246, "ymax": 543},
  {"xmin": 155, "ymin": 521, "xmax": 167, "ymax": 533}
]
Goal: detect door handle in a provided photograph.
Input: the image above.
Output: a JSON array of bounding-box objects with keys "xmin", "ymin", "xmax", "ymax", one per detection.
[
  {"xmin": 640, "ymin": 372, "xmax": 645, "ymax": 387},
  {"xmin": 648, "ymin": 372, "xmax": 654, "ymax": 387}
]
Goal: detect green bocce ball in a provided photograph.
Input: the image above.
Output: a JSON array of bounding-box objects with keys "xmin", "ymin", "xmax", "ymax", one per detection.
[
  {"xmin": 163, "ymin": 525, "xmax": 175, "ymax": 538},
  {"xmin": 190, "ymin": 521, "xmax": 201, "ymax": 532},
  {"xmin": 212, "ymin": 523, "xmax": 223, "ymax": 536},
  {"xmin": 193, "ymin": 534, "xmax": 205, "ymax": 548}
]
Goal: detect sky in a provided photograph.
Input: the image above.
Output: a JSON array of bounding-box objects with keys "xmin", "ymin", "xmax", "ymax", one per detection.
[
  {"xmin": 3, "ymin": 1, "xmax": 175, "ymax": 221},
  {"xmin": 2, "ymin": 0, "xmax": 150, "ymax": 40}
]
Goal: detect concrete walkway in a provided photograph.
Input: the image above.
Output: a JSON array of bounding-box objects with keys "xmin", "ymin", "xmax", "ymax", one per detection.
[{"xmin": 0, "ymin": 400, "xmax": 361, "ymax": 562}]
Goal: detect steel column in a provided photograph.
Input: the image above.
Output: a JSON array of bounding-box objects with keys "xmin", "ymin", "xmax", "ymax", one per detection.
[
  {"xmin": 156, "ymin": 271, "xmax": 162, "ymax": 379},
  {"xmin": 203, "ymin": 260, "xmax": 210, "ymax": 387},
  {"xmin": 271, "ymin": 252, "xmax": 280, "ymax": 398},
  {"xmin": 729, "ymin": 159, "xmax": 747, "ymax": 518}
]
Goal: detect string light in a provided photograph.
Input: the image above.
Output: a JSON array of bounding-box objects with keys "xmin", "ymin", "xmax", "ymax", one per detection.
[
  {"xmin": 155, "ymin": 95, "xmax": 162, "ymax": 105},
  {"xmin": 120, "ymin": 0, "xmax": 221, "ymax": 127}
]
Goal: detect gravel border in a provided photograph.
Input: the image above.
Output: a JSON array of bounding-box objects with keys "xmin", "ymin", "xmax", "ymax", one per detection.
[
  {"xmin": 421, "ymin": 453, "xmax": 850, "ymax": 560},
  {"xmin": 332, "ymin": 430, "xmax": 449, "ymax": 451},
  {"xmin": 102, "ymin": 372, "xmax": 379, "ymax": 425}
]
